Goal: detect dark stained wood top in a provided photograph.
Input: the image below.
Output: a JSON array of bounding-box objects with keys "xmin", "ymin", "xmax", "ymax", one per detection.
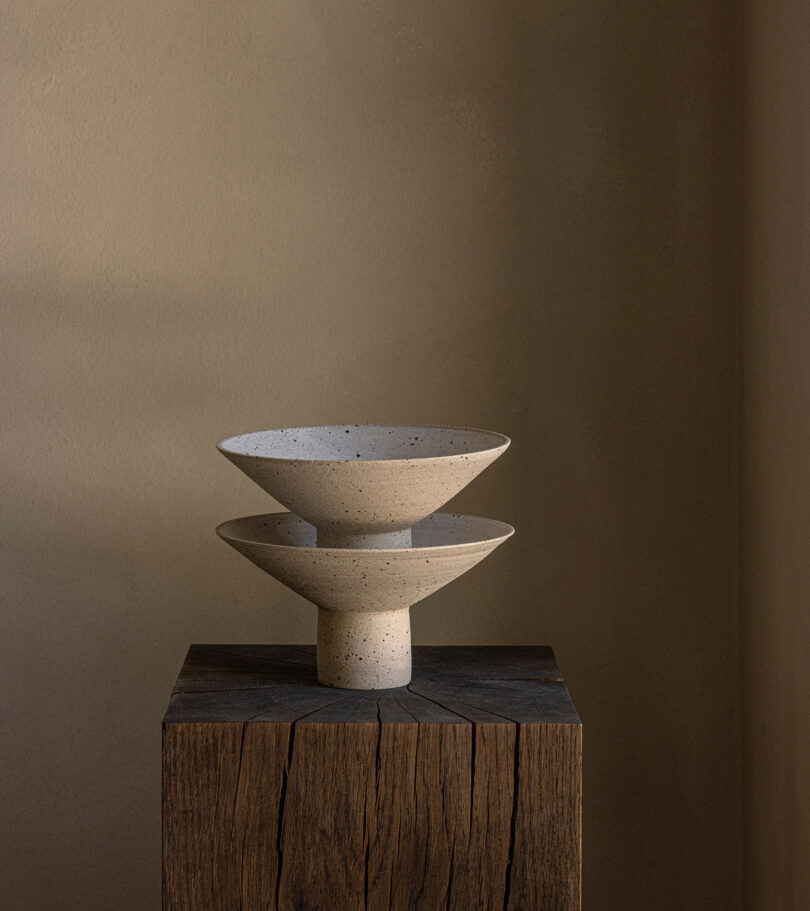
[{"xmin": 163, "ymin": 644, "xmax": 580, "ymax": 725}]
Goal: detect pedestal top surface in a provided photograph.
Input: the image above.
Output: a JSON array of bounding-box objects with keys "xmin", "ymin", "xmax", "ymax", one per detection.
[{"xmin": 163, "ymin": 645, "xmax": 580, "ymax": 725}]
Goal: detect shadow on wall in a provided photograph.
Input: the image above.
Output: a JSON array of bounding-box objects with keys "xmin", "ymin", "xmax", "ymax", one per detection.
[
  {"xmin": 508, "ymin": 2, "xmax": 742, "ymax": 909},
  {"xmin": 1, "ymin": 1, "xmax": 741, "ymax": 910}
]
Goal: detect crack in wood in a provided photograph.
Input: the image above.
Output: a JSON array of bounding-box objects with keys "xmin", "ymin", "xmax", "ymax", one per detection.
[
  {"xmin": 392, "ymin": 696, "xmax": 419, "ymax": 722},
  {"xmin": 410, "ymin": 684, "xmax": 521, "ymax": 725},
  {"xmin": 273, "ymin": 724, "xmax": 295, "ymax": 911},
  {"xmin": 375, "ymin": 699, "xmax": 383, "ymax": 776},
  {"xmin": 502, "ymin": 723, "xmax": 520, "ymax": 911},
  {"xmin": 231, "ymin": 723, "xmax": 247, "ymax": 834},
  {"xmin": 172, "ymin": 685, "xmax": 304, "ymax": 697},
  {"xmin": 444, "ymin": 839, "xmax": 456, "ymax": 911},
  {"xmin": 365, "ymin": 698, "xmax": 382, "ymax": 911},
  {"xmin": 231, "ymin": 723, "xmax": 248, "ymax": 911},
  {"xmin": 412, "ymin": 724, "xmax": 420, "ymax": 799},
  {"xmin": 270, "ymin": 698, "xmax": 351, "ymax": 910},
  {"xmin": 449, "ymin": 699, "xmax": 517, "ymax": 725},
  {"xmin": 468, "ymin": 722, "xmax": 477, "ymax": 848},
  {"xmin": 406, "ymin": 683, "xmax": 471, "ymax": 723},
  {"xmin": 243, "ymin": 695, "xmax": 345, "ymax": 724}
]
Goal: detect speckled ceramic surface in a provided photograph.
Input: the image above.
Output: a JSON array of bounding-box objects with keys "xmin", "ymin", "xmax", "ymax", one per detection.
[
  {"xmin": 217, "ymin": 512, "xmax": 514, "ymax": 689},
  {"xmin": 217, "ymin": 425, "xmax": 509, "ymax": 548}
]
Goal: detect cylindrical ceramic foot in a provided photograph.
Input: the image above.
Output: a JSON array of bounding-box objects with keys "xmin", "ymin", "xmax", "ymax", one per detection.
[
  {"xmin": 317, "ymin": 607, "xmax": 411, "ymax": 689},
  {"xmin": 316, "ymin": 528, "xmax": 412, "ymax": 550}
]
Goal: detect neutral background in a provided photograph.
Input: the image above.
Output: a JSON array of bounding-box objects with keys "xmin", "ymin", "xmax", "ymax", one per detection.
[
  {"xmin": 1, "ymin": 2, "xmax": 806, "ymax": 909},
  {"xmin": 744, "ymin": 0, "xmax": 810, "ymax": 906}
]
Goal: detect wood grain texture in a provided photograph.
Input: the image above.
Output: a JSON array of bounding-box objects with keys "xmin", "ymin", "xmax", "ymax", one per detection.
[
  {"xmin": 506, "ymin": 724, "xmax": 582, "ymax": 911},
  {"xmin": 163, "ymin": 723, "xmax": 243, "ymax": 911},
  {"xmin": 278, "ymin": 722, "xmax": 377, "ymax": 909},
  {"xmin": 163, "ymin": 646, "xmax": 582, "ymax": 911}
]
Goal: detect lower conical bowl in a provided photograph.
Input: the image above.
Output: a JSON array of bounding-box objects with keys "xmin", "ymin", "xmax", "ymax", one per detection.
[{"xmin": 217, "ymin": 512, "xmax": 514, "ymax": 689}]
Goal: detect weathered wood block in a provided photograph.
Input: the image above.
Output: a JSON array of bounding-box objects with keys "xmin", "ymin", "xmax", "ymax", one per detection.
[{"xmin": 163, "ymin": 645, "xmax": 581, "ymax": 911}]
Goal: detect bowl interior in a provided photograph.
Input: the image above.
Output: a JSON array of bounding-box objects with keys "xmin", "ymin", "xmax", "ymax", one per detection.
[
  {"xmin": 217, "ymin": 424, "xmax": 509, "ymax": 462},
  {"xmin": 217, "ymin": 511, "xmax": 514, "ymax": 551}
]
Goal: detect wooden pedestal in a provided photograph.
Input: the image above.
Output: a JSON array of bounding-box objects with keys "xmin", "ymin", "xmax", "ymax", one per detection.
[{"xmin": 163, "ymin": 645, "xmax": 581, "ymax": 910}]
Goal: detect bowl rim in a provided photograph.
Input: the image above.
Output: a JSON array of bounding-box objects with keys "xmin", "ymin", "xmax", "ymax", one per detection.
[
  {"xmin": 216, "ymin": 510, "xmax": 515, "ymax": 554},
  {"xmin": 216, "ymin": 423, "xmax": 510, "ymax": 464}
]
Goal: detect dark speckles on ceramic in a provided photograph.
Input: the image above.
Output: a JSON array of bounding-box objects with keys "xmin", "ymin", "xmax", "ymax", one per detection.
[
  {"xmin": 216, "ymin": 424, "xmax": 512, "ymax": 689},
  {"xmin": 216, "ymin": 512, "xmax": 514, "ymax": 689},
  {"xmin": 216, "ymin": 425, "xmax": 510, "ymax": 544}
]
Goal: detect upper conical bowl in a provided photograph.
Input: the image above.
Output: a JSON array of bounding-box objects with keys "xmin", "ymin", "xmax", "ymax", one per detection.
[
  {"xmin": 217, "ymin": 424, "xmax": 509, "ymax": 540},
  {"xmin": 216, "ymin": 511, "xmax": 514, "ymax": 613}
]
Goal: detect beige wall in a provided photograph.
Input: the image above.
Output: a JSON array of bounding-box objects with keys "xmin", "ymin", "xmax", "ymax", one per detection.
[
  {"xmin": 3, "ymin": 2, "xmax": 743, "ymax": 909},
  {"xmin": 744, "ymin": 0, "xmax": 810, "ymax": 907}
]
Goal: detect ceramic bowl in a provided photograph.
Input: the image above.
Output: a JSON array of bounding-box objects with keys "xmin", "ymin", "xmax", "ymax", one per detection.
[
  {"xmin": 217, "ymin": 425, "xmax": 509, "ymax": 549},
  {"xmin": 217, "ymin": 511, "xmax": 514, "ymax": 689}
]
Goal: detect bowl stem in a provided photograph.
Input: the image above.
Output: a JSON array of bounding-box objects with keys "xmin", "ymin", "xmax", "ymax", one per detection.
[
  {"xmin": 316, "ymin": 528, "xmax": 412, "ymax": 549},
  {"xmin": 316, "ymin": 606, "xmax": 411, "ymax": 689}
]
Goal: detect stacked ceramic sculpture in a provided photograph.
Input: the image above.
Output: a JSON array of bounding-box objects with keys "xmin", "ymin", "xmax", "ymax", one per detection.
[{"xmin": 216, "ymin": 425, "xmax": 513, "ymax": 690}]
